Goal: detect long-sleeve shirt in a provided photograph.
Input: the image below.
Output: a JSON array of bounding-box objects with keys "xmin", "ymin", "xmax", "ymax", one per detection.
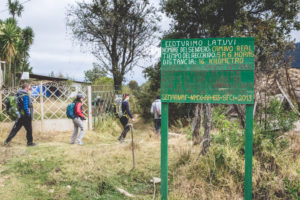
[
  {"xmin": 150, "ymin": 99, "xmax": 161, "ymax": 119},
  {"xmin": 22, "ymin": 95, "xmax": 31, "ymax": 116},
  {"xmin": 74, "ymin": 102, "xmax": 85, "ymax": 118},
  {"xmin": 122, "ymin": 100, "xmax": 133, "ymax": 119},
  {"xmin": 17, "ymin": 89, "xmax": 33, "ymax": 118}
]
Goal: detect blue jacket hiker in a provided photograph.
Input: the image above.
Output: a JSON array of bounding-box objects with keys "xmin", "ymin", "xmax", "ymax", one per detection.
[
  {"xmin": 118, "ymin": 94, "xmax": 134, "ymax": 142},
  {"xmin": 4, "ymin": 83, "xmax": 36, "ymax": 146}
]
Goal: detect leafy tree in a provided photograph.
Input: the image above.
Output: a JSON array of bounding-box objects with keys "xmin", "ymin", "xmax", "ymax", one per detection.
[
  {"xmin": 136, "ymin": 61, "xmax": 160, "ymax": 119},
  {"xmin": 143, "ymin": 61, "xmax": 161, "ymax": 92},
  {"xmin": 93, "ymin": 76, "xmax": 114, "ymax": 90},
  {"xmin": 7, "ymin": 0, "xmax": 24, "ymax": 20},
  {"xmin": 162, "ymin": 0, "xmax": 300, "ymax": 73},
  {"xmin": 0, "ymin": 18, "xmax": 20, "ymax": 86},
  {"xmin": 128, "ymin": 80, "xmax": 139, "ymax": 91},
  {"xmin": 20, "ymin": 26, "xmax": 34, "ymax": 72},
  {"xmin": 161, "ymin": 0, "xmax": 300, "ymax": 151},
  {"xmin": 0, "ymin": 1, "xmax": 34, "ymax": 87},
  {"xmin": 84, "ymin": 63, "xmax": 107, "ymax": 83},
  {"xmin": 67, "ymin": 0, "xmax": 160, "ymax": 90}
]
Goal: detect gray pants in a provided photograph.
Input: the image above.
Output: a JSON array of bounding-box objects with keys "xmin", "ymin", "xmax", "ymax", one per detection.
[{"xmin": 71, "ymin": 118, "xmax": 85, "ymax": 144}]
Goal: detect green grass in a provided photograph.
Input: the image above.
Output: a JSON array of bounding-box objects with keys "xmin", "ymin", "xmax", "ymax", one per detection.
[
  {"xmin": 0, "ymin": 114, "xmax": 300, "ymax": 199},
  {"xmin": 0, "ymin": 116, "xmax": 161, "ymax": 200}
]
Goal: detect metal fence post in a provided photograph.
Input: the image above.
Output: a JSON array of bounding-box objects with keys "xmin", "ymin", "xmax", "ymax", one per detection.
[
  {"xmin": 39, "ymin": 82, "xmax": 44, "ymax": 132},
  {"xmin": 88, "ymin": 86, "xmax": 92, "ymax": 130},
  {"xmin": 244, "ymin": 104, "xmax": 254, "ymax": 200},
  {"xmin": 161, "ymin": 102, "xmax": 169, "ymax": 200}
]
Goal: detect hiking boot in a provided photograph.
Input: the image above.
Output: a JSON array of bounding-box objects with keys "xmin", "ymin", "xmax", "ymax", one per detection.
[
  {"xmin": 4, "ymin": 141, "xmax": 9, "ymax": 146},
  {"xmin": 118, "ymin": 137, "xmax": 125, "ymax": 143},
  {"xmin": 75, "ymin": 141, "xmax": 84, "ymax": 145},
  {"xmin": 27, "ymin": 143, "xmax": 37, "ymax": 147}
]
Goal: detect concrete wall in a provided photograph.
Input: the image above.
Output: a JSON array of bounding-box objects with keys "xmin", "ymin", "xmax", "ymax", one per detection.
[{"xmin": 0, "ymin": 118, "xmax": 86, "ymax": 133}]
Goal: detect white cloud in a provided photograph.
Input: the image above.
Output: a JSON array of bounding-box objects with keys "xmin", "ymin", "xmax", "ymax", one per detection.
[{"xmin": 0, "ymin": 0, "xmax": 299, "ymax": 85}]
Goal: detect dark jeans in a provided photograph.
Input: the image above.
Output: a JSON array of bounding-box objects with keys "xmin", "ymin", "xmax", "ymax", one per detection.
[
  {"xmin": 119, "ymin": 116, "xmax": 130, "ymax": 139},
  {"xmin": 154, "ymin": 119, "xmax": 161, "ymax": 134},
  {"xmin": 5, "ymin": 116, "xmax": 33, "ymax": 144}
]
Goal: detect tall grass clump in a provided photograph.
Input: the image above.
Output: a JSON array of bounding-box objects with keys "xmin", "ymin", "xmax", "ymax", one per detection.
[{"xmin": 168, "ymin": 101, "xmax": 300, "ymax": 199}]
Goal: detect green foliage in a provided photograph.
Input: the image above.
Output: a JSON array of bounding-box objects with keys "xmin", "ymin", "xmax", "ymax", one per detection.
[
  {"xmin": 94, "ymin": 76, "xmax": 114, "ymax": 86},
  {"xmin": 0, "ymin": 6, "xmax": 34, "ymax": 87},
  {"xmin": 8, "ymin": 0, "xmax": 24, "ymax": 19},
  {"xmin": 127, "ymin": 80, "xmax": 139, "ymax": 93},
  {"xmin": 0, "ymin": 113, "xmax": 6, "ymax": 122},
  {"xmin": 212, "ymin": 105, "xmax": 243, "ymax": 147},
  {"xmin": 284, "ymin": 178, "xmax": 300, "ymax": 200},
  {"xmin": 143, "ymin": 61, "xmax": 161, "ymax": 92},
  {"xmin": 135, "ymin": 81, "xmax": 157, "ymax": 119},
  {"xmin": 255, "ymin": 98, "xmax": 298, "ymax": 134},
  {"xmin": 169, "ymin": 104, "xmax": 300, "ymax": 199},
  {"xmin": 84, "ymin": 63, "xmax": 107, "ymax": 83},
  {"xmin": 136, "ymin": 62, "xmax": 160, "ymax": 119}
]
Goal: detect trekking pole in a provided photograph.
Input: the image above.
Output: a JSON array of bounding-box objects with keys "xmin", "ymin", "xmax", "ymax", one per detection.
[{"xmin": 128, "ymin": 123, "xmax": 135, "ymax": 169}]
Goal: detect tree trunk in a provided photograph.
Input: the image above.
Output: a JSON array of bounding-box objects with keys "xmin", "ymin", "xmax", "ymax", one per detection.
[
  {"xmin": 192, "ymin": 104, "xmax": 202, "ymax": 145},
  {"xmin": 113, "ymin": 74, "xmax": 123, "ymax": 92},
  {"xmin": 201, "ymin": 103, "xmax": 212, "ymax": 155},
  {"xmin": 8, "ymin": 57, "xmax": 12, "ymax": 87},
  {"xmin": 233, "ymin": 104, "xmax": 245, "ymax": 128},
  {"xmin": 13, "ymin": 64, "xmax": 16, "ymax": 88}
]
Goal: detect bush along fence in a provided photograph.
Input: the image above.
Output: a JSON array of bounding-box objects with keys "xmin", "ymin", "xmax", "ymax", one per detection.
[{"xmin": 0, "ymin": 81, "xmax": 92, "ymax": 132}]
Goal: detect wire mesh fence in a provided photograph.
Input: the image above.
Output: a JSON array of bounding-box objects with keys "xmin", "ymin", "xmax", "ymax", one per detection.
[
  {"xmin": 92, "ymin": 87, "xmax": 118, "ymax": 127},
  {"xmin": 0, "ymin": 82, "xmax": 89, "ymax": 122}
]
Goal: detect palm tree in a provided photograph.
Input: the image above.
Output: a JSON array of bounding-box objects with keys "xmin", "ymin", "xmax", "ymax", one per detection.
[
  {"xmin": 15, "ymin": 26, "xmax": 34, "ymax": 85},
  {"xmin": 7, "ymin": 0, "xmax": 24, "ymax": 20},
  {"xmin": 0, "ymin": 18, "xmax": 20, "ymax": 86},
  {"xmin": 21, "ymin": 27, "xmax": 34, "ymax": 72}
]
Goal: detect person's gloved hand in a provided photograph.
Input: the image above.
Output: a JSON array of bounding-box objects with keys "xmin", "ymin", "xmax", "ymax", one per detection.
[{"xmin": 80, "ymin": 117, "xmax": 86, "ymax": 120}]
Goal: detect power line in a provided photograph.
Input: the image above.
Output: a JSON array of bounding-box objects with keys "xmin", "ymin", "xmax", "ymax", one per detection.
[{"xmin": 0, "ymin": 0, "xmax": 31, "ymax": 14}]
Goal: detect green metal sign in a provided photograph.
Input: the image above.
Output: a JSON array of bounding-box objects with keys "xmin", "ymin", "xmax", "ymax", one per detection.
[
  {"xmin": 161, "ymin": 37, "xmax": 254, "ymax": 104},
  {"xmin": 160, "ymin": 37, "xmax": 255, "ymax": 200}
]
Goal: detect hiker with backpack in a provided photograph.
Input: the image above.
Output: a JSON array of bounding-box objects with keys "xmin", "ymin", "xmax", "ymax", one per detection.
[
  {"xmin": 4, "ymin": 83, "xmax": 36, "ymax": 146},
  {"xmin": 69, "ymin": 93, "xmax": 86, "ymax": 145},
  {"xmin": 150, "ymin": 95, "xmax": 161, "ymax": 135},
  {"xmin": 117, "ymin": 94, "xmax": 135, "ymax": 142}
]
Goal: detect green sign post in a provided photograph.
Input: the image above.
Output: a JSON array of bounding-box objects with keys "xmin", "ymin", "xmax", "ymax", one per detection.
[{"xmin": 161, "ymin": 37, "xmax": 254, "ymax": 200}]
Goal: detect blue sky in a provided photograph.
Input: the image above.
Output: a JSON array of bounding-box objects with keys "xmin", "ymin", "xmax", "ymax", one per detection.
[{"xmin": 0, "ymin": 0, "xmax": 299, "ymax": 85}]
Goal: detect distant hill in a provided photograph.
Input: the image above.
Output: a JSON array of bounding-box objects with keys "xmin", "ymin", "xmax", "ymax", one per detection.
[{"xmin": 292, "ymin": 42, "xmax": 300, "ymax": 68}]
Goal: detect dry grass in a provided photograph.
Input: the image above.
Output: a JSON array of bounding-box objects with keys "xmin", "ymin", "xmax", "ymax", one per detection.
[{"xmin": 0, "ymin": 118, "xmax": 299, "ymax": 199}]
